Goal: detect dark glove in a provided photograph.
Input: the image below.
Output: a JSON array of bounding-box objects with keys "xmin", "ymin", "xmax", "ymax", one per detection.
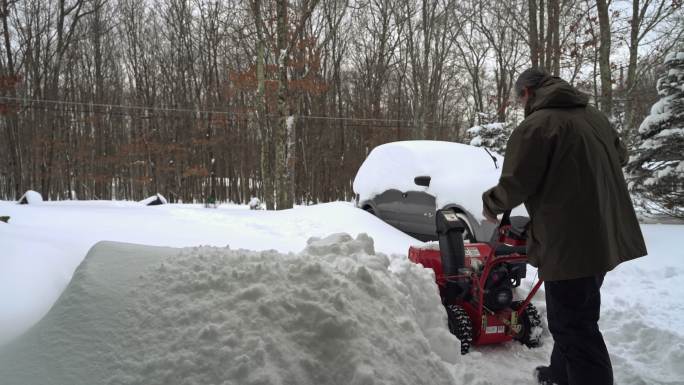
[{"xmin": 482, "ymin": 188, "xmax": 499, "ymax": 223}]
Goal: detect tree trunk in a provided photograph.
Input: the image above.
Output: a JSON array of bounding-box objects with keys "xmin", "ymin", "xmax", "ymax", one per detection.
[
  {"xmin": 551, "ymin": 0, "xmax": 561, "ymax": 75},
  {"xmin": 624, "ymin": 0, "xmax": 641, "ymax": 143},
  {"xmin": 528, "ymin": 0, "xmax": 539, "ymax": 68},
  {"xmin": 275, "ymin": 0, "xmax": 292, "ymax": 209},
  {"xmin": 1, "ymin": 0, "xmax": 22, "ymax": 198},
  {"xmin": 539, "ymin": 0, "xmax": 545, "ymax": 69},
  {"xmin": 251, "ymin": 0, "xmax": 274, "ymax": 209},
  {"xmin": 544, "ymin": 0, "xmax": 554, "ymax": 72},
  {"xmin": 596, "ymin": 0, "xmax": 613, "ymax": 115}
]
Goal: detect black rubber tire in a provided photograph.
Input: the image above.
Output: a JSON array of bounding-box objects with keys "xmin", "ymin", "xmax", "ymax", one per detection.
[
  {"xmin": 512, "ymin": 301, "xmax": 543, "ymax": 348},
  {"xmin": 445, "ymin": 304, "xmax": 473, "ymax": 355}
]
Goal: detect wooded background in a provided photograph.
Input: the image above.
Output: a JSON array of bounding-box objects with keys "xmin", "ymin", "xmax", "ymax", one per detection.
[{"xmin": 0, "ymin": 0, "xmax": 681, "ymax": 209}]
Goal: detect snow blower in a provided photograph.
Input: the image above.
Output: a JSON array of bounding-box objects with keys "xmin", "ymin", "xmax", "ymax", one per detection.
[{"xmin": 408, "ymin": 209, "xmax": 544, "ymax": 354}]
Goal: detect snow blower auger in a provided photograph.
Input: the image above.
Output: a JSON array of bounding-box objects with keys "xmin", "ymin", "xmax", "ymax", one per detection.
[{"xmin": 408, "ymin": 209, "xmax": 544, "ymax": 354}]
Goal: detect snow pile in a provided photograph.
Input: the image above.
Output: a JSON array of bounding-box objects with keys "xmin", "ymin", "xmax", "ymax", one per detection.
[
  {"xmin": 353, "ymin": 141, "xmax": 526, "ymax": 221},
  {"xmin": 0, "ymin": 235, "xmax": 458, "ymax": 385},
  {"xmin": 248, "ymin": 197, "xmax": 264, "ymax": 210},
  {"xmin": 0, "ymin": 202, "xmax": 419, "ymax": 347},
  {"xmin": 139, "ymin": 193, "xmax": 168, "ymax": 206},
  {"xmin": 18, "ymin": 190, "xmax": 43, "ymax": 204},
  {"xmin": 597, "ymin": 224, "xmax": 684, "ymax": 384}
]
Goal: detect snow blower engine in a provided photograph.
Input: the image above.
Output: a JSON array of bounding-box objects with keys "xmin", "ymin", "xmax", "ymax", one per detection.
[{"xmin": 408, "ymin": 209, "xmax": 544, "ymax": 354}]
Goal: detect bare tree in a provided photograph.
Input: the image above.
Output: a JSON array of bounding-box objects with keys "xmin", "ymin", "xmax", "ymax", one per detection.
[
  {"xmin": 0, "ymin": 0, "xmax": 22, "ymax": 198},
  {"xmin": 274, "ymin": 0, "xmax": 320, "ymax": 209},
  {"xmin": 0, "ymin": 0, "xmax": 674, "ymax": 206},
  {"xmin": 477, "ymin": 0, "xmax": 527, "ymax": 121}
]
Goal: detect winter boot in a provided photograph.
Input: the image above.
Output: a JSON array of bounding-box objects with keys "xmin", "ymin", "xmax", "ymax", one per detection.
[{"xmin": 534, "ymin": 366, "xmax": 558, "ymax": 385}]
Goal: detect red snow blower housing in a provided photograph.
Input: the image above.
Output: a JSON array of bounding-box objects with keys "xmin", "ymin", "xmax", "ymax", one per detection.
[{"xmin": 408, "ymin": 209, "xmax": 544, "ymax": 354}]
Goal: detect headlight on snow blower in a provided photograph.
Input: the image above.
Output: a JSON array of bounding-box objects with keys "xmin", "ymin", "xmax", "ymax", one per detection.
[
  {"xmin": 486, "ymin": 287, "xmax": 513, "ymax": 311},
  {"xmin": 484, "ymin": 265, "xmax": 515, "ymax": 311}
]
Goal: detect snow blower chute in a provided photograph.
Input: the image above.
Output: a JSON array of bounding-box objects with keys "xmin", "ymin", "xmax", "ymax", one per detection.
[{"xmin": 409, "ymin": 209, "xmax": 544, "ymax": 354}]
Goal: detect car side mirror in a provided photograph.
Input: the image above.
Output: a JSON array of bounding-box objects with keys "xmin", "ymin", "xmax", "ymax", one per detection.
[{"xmin": 414, "ymin": 176, "xmax": 431, "ymax": 187}]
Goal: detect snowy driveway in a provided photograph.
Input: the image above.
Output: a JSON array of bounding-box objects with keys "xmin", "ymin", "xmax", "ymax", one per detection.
[{"xmin": 0, "ymin": 200, "xmax": 683, "ymax": 384}]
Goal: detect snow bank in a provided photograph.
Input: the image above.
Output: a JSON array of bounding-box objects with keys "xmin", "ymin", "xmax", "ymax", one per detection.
[
  {"xmin": 0, "ymin": 202, "xmax": 417, "ymax": 347},
  {"xmin": 353, "ymin": 141, "xmax": 525, "ymax": 221},
  {"xmin": 0, "ymin": 200, "xmax": 682, "ymax": 384},
  {"xmin": 0, "ymin": 235, "xmax": 458, "ymax": 385}
]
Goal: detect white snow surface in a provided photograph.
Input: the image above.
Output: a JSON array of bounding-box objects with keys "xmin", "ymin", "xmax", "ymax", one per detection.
[
  {"xmin": 664, "ymin": 51, "xmax": 684, "ymax": 63},
  {"xmin": 639, "ymin": 97, "xmax": 673, "ymax": 135},
  {"xmin": 0, "ymin": 200, "xmax": 683, "ymax": 384},
  {"xmin": 0, "ymin": 200, "xmax": 415, "ymax": 347},
  {"xmin": 353, "ymin": 141, "xmax": 526, "ymax": 221},
  {"xmin": 0, "ymin": 236, "xmax": 457, "ymax": 385},
  {"xmin": 466, "ymin": 122, "xmax": 506, "ymax": 138}
]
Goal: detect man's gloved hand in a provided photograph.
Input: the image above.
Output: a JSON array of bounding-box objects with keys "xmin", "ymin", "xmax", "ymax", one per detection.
[
  {"xmin": 482, "ymin": 207, "xmax": 498, "ymax": 223},
  {"xmin": 482, "ymin": 189, "xmax": 500, "ymax": 223}
]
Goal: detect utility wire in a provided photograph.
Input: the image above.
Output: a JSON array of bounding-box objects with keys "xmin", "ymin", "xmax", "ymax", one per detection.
[{"xmin": 0, "ymin": 96, "xmax": 458, "ymax": 127}]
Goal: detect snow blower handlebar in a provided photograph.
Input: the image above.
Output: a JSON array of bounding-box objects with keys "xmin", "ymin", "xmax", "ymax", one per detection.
[
  {"xmin": 499, "ymin": 210, "xmax": 511, "ymax": 227},
  {"xmin": 495, "ymin": 210, "xmax": 512, "ymax": 240},
  {"xmin": 493, "ymin": 210, "xmax": 524, "ymax": 249}
]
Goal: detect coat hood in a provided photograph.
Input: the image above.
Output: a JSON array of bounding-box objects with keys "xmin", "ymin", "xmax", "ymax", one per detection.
[{"xmin": 526, "ymin": 77, "xmax": 589, "ymax": 115}]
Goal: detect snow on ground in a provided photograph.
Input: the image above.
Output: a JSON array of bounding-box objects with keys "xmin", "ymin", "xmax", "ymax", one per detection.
[
  {"xmin": 0, "ymin": 237, "xmax": 458, "ymax": 385},
  {"xmin": 0, "ymin": 200, "xmax": 683, "ymax": 384},
  {"xmin": 0, "ymin": 200, "xmax": 416, "ymax": 347}
]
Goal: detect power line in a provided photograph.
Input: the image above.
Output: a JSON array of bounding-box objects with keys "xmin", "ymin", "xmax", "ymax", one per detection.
[{"xmin": 0, "ymin": 96, "xmax": 458, "ymax": 127}]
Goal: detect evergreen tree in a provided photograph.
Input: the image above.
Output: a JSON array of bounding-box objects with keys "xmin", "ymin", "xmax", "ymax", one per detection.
[
  {"xmin": 466, "ymin": 122, "xmax": 512, "ymax": 155},
  {"xmin": 627, "ymin": 51, "xmax": 684, "ymax": 218}
]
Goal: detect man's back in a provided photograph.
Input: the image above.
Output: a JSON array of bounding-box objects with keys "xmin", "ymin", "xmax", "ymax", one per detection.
[
  {"xmin": 484, "ymin": 77, "xmax": 647, "ymax": 281},
  {"xmin": 486, "ymin": 68, "xmax": 645, "ymax": 385}
]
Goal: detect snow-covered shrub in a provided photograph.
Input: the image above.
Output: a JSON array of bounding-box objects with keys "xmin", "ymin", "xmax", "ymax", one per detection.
[
  {"xmin": 466, "ymin": 122, "xmax": 512, "ymax": 154},
  {"xmin": 627, "ymin": 51, "xmax": 684, "ymax": 219},
  {"xmin": 204, "ymin": 195, "xmax": 218, "ymax": 208},
  {"xmin": 17, "ymin": 190, "xmax": 43, "ymax": 204},
  {"xmin": 248, "ymin": 197, "xmax": 264, "ymax": 210}
]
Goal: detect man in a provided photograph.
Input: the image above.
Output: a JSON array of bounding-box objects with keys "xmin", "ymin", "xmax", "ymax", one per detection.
[{"xmin": 482, "ymin": 68, "xmax": 647, "ymax": 385}]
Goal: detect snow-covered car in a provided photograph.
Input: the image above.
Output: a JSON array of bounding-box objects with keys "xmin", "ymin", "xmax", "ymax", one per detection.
[{"xmin": 353, "ymin": 140, "xmax": 526, "ymax": 242}]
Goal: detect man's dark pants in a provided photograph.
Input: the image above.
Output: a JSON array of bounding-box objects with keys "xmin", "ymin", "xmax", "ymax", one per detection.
[{"xmin": 544, "ymin": 274, "xmax": 613, "ymax": 385}]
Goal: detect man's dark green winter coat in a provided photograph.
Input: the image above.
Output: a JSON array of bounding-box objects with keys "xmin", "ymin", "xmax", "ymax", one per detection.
[{"xmin": 483, "ymin": 77, "xmax": 647, "ymax": 281}]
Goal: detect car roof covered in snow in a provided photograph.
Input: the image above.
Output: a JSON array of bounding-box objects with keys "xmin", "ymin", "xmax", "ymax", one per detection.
[{"xmin": 353, "ymin": 140, "xmax": 524, "ymax": 221}]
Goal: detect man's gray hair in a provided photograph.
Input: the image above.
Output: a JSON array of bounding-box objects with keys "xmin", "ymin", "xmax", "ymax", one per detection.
[{"xmin": 514, "ymin": 68, "xmax": 550, "ymax": 97}]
